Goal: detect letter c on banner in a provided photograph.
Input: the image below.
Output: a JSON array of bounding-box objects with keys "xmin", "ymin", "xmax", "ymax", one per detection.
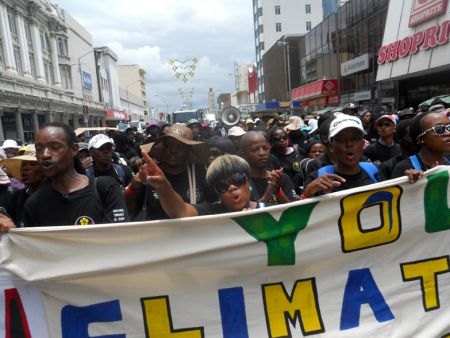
[{"xmin": 339, "ymin": 187, "xmax": 402, "ymax": 253}]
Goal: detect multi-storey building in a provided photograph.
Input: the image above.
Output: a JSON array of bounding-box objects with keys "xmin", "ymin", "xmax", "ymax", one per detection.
[
  {"xmin": 252, "ymin": 0, "xmax": 323, "ymax": 103},
  {"xmin": 117, "ymin": 64, "xmax": 148, "ymax": 121},
  {"xmin": 231, "ymin": 63, "xmax": 257, "ymax": 116},
  {"xmin": 0, "ymin": 0, "xmax": 105, "ymax": 143}
]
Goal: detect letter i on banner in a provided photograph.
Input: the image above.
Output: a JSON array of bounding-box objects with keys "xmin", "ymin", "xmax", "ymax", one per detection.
[
  {"xmin": 339, "ymin": 187, "xmax": 402, "ymax": 252},
  {"xmin": 262, "ymin": 279, "xmax": 325, "ymax": 337},
  {"xmin": 141, "ymin": 296, "xmax": 204, "ymax": 338}
]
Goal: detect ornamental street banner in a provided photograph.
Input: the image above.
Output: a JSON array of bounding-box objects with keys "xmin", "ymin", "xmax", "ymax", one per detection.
[{"xmin": 1, "ymin": 166, "xmax": 450, "ymax": 337}]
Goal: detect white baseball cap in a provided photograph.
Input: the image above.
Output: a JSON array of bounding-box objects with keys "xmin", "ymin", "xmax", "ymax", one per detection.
[
  {"xmin": 2, "ymin": 139, "xmax": 20, "ymax": 149},
  {"xmin": 328, "ymin": 114, "xmax": 366, "ymax": 141},
  {"xmin": 88, "ymin": 134, "xmax": 114, "ymax": 150}
]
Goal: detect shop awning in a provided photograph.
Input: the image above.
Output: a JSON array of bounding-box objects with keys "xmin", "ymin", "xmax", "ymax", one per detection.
[{"xmin": 291, "ymin": 79, "xmax": 338, "ymax": 101}]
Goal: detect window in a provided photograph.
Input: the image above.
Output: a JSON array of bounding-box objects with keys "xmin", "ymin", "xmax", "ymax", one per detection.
[
  {"xmin": 40, "ymin": 31, "xmax": 46, "ymax": 50},
  {"xmin": 29, "ymin": 54, "xmax": 36, "ymax": 78},
  {"xmin": 24, "ymin": 23, "xmax": 32, "ymax": 44},
  {"xmin": 57, "ymin": 37, "xmax": 68, "ymax": 56},
  {"xmin": 306, "ymin": 4, "xmax": 311, "ymax": 14},
  {"xmin": 275, "ymin": 5, "xmax": 281, "ymax": 15},
  {"xmin": 306, "ymin": 21, "xmax": 312, "ymax": 31},
  {"xmin": 13, "ymin": 48, "xmax": 22, "ymax": 76},
  {"xmin": 7, "ymin": 7, "xmax": 16, "ymax": 34},
  {"xmin": 259, "ymin": 24, "xmax": 263, "ymax": 34},
  {"xmin": 276, "ymin": 22, "xmax": 282, "ymax": 32},
  {"xmin": 260, "ymin": 42, "xmax": 264, "ymax": 50},
  {"xmin": 59, "ymin": 65, "xmax": 72, "ymax": 90},
  {"xmin": 258, "ymin": 7, "xmax": 263, "ymax": 16}
]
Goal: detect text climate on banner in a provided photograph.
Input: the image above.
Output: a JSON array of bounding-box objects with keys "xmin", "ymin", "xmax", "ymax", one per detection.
[{"xmin": 1, "ymin": 167, "xmax": 450, "ymax": 337}]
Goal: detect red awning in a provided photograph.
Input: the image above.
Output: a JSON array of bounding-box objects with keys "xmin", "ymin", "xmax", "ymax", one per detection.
[
  {"xmin": 106, "ymin": 109, "xmax": 128, "ymax": 120},
  {"xmin": 291, "ymin": 79, "xmax": 338, "ymax": 101}
]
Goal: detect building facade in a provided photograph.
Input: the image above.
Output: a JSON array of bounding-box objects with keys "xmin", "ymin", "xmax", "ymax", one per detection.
[
  {"xmin": 0, "ymin": 0, "xmax": 105, "ymax": 143},
  {"xmin": 377, "ymin": 0, "xmax": 450, "ymax": 109},
  {"xmin": 252, "ymin": 0, "xmax": 323, "ymax": 103},
  {"xmin": 290, "ymin": 0, "xmax": 389, "ymax": 112},
  {"xmin": 231, "ymin": 63, "xmax": 257, "ymax": 116},
  {"xmin": 117, "ymin": 64, "xmax": 148, "ymax": 121}
]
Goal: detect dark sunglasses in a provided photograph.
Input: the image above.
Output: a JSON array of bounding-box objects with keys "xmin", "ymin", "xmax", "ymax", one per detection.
[
  {"xmin": 417, "ymin": 124, "xmax": 450, "ymax": 140},
  {"xmin": 213, "ymin": 173, "xmax": 248, "ymax": 194}
]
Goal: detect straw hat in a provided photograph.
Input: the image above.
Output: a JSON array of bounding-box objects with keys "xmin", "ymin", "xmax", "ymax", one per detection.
[
  {"xmin": 140, "ymin": 124, "xmax": 208, "ymax": 164},
  {"xmin": 1, "ymin": 144, "xmax": 37, "ymax": 181}
]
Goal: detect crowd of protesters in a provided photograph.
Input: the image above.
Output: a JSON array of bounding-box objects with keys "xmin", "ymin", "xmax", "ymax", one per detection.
[{"xmin": 0, "ymin": 101, "xmax": 449, "ymax": 231}]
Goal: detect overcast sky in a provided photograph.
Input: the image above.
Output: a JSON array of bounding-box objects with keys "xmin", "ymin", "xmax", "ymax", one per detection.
[{"xmin": 54, "ymin": 0, "xmax": 255, "ymax": 113}]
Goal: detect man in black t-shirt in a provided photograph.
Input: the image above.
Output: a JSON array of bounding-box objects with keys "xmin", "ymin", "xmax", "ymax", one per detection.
[
  {"xmin": 23, "ymin": 123, "xmax": 128, "ymax": 227},
  {"xmin": 364, "ymin": 115, "xmax": 401, "ymax": 165},
  {"xmin": 86, "ymin": 134, "xmax": 133, "ymax": 188}
]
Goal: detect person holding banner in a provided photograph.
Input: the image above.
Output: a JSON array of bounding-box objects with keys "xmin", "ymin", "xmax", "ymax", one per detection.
[
  {"xmin": 126, "ymin": 152, "xmax": 256, "ymax": 218},
  {"xmin": 22, "ymin": 123, "xmax": 129, "ymax": 227},
  {"xmin": 391, "ymin": 112, "xmax": 450, "ymax": 182},
  {"xmin": 302, "ymin": 114, "xmax": 383, "ymax": 197}
]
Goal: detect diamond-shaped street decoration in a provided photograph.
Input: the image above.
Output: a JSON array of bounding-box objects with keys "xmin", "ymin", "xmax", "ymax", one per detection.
[{"xmin": 325, "ymin": 81, "xmax": 335, "ymax": 91}]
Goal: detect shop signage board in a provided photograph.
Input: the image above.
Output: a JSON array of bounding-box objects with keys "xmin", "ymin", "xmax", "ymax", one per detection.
[
  {"xmin": 81, "ymin": 71, "xmax": 92, "ymax": 90},
  {"xmin": 353, "ymin": 90, "xmax": 372, "ymax": 101},
  {"xmin": 341, "ymin": 54, "xmax": 369, "ymax": 76},
  {"xmin": 376, "ymin": 0, "xmax": 450, "ymax": 81}
]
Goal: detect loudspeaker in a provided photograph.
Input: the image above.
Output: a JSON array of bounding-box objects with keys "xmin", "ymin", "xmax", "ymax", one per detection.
[{"xmin": 220, "ymin": 106, "xmax": 241, "ymax": 127}]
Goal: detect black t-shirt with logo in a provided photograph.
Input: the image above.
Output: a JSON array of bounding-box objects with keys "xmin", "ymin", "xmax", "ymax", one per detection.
[
  {"xmin": 250, "ymin": 173, "xmax": 298, "ymax": 204},
  {"xmin": 23, "ymin": 176, "xmax": 128, "ymax": 227},
  {"xmin": 270, "ymin": 148, "xmax": 303, "ymax": 181},
  {"xmin": 141, "ymin": 165, "xmax": 214, "ymax": 220}
]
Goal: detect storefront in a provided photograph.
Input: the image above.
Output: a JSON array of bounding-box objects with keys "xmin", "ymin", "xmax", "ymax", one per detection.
[
  {"xmin": 105, "ymin": 109, "xmax": 129, "ymax": 128},
  {"xmin": 291, "ymin": 79, "xmax": 338, "ymax": 112},
  {"xmin": 377, "ymin": 0, "xmax": 450, "ymax": 109}
]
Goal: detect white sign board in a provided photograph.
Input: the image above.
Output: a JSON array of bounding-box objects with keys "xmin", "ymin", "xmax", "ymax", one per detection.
[{"xmin": 341, "ymin": 54, "xmax": 369, "ymax": 76}]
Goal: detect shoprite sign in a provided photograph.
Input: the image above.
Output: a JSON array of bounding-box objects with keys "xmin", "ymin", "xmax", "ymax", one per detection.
[
  {"xmin": 409, "ymin": 0, "xmax": 448, "ymax": 27},
  {"xmin": 377, "ymin": 20, "xmax": 449, "ymax": 65}
]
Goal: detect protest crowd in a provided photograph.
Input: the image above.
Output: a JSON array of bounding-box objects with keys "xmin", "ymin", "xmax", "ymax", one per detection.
[{"xmin": 0, "ymin": 102, "xmax": 448, "ymax": 230}]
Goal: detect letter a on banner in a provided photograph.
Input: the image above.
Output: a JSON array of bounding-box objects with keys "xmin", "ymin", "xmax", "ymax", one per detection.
[
  {"xmin": 424, "ymin": 171, "xmax": 450, "ymax": 233},
  {"xmin": 233, "ymin": 202, "xmax": 319, "ymax": 266},
  {"xmin": 340, "ymin": 269, "xmax": 394, "ymax": 330},
  {"xmin": 339, "ymin": 187, "xmax": 402, "ymax": 252},
  {"xmin": 141, "ymin": 296, "xmax": 204, "ymax": 338},
  {"xmin": 262, "ymin": 279, "xmax": 325, "ymax": 337}
]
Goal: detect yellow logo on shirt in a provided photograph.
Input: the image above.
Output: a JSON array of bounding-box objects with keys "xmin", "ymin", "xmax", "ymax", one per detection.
[{"xmin": 75, "ymin": 216, "xmax": 95, "ymax": 226}]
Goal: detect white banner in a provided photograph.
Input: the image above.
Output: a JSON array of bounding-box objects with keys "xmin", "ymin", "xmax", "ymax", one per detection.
[{"xmin": 1, "ymin": 166, "xmax": 450, "ymax": 337}]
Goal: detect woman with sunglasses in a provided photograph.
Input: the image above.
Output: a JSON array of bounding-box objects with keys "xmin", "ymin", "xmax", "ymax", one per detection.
[
  {"xmin": 136, "ymin": 152, "xmax": 256, "ymax": 218},
  {"xmin": 391, "ymin": 112, "xmax": 450, "ymax": 181},
  {"xmin": 269, "ymin": 127, "xmax": 303, "ymax": 182}
]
